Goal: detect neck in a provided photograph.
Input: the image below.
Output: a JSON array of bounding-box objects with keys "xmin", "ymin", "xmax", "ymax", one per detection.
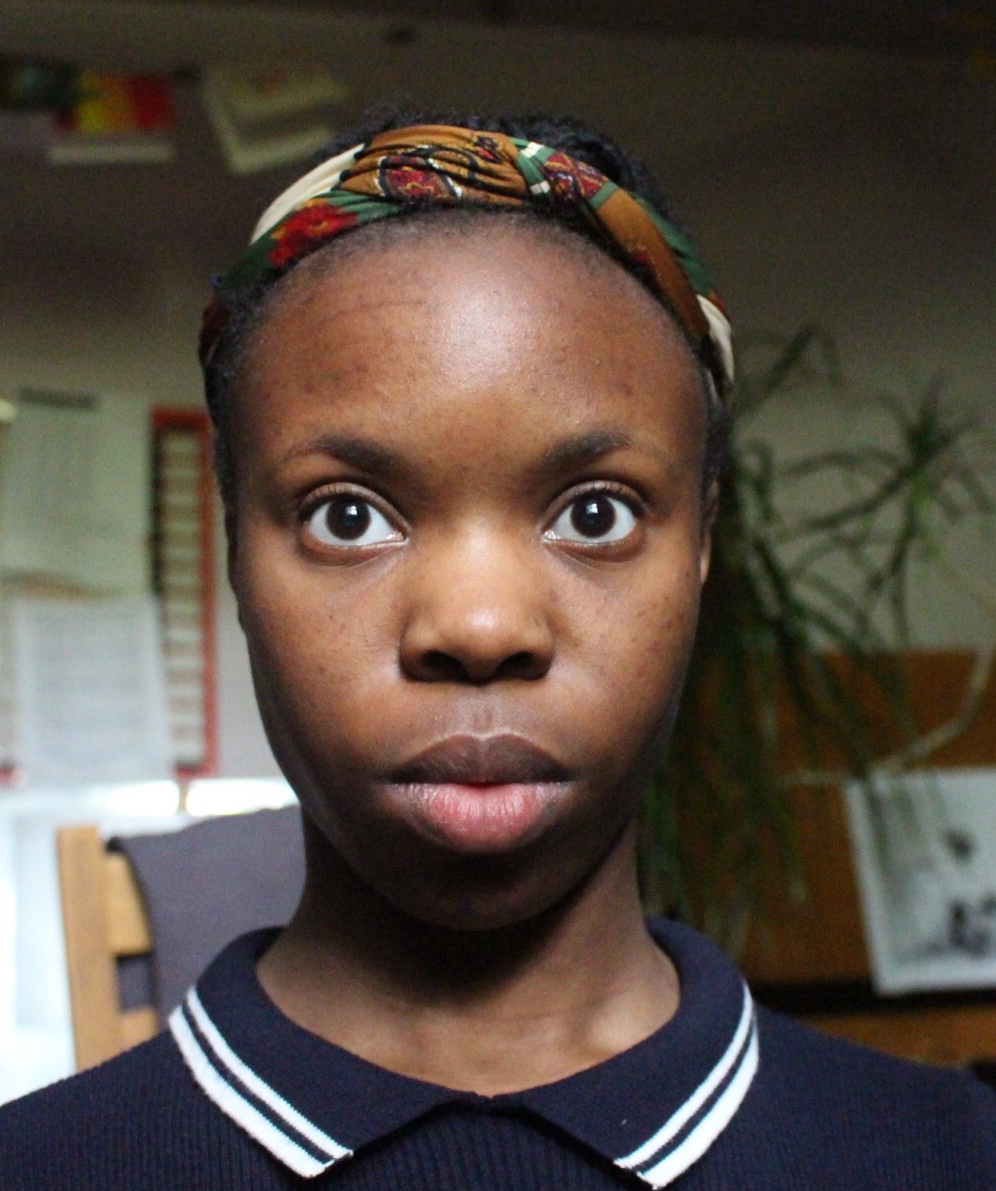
[{"xmin": 257, "ymin": 818, "xmax": 679, "ymax": 1094}]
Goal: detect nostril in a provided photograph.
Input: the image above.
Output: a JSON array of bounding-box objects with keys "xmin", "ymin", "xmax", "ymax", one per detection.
[
  {"xmin": 407, "ymin": 647, "xmax": 549, "ymax": 685},
  {"xmin": 495, "ymin": 650, "xmax": 547, "ymax": 681},
  {"xmin": 419, "ymin": 650, "xmax": 472, "ymax": 682},
  {"xmin": 399, "ymin": 592, "xmax": 556, "ymax": 684}
]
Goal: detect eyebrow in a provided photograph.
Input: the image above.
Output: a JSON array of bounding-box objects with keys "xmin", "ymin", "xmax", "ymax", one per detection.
[
  {"xmin": 279, "ymin": 427, "xmax": 636, "ymax": 488},
  {"xmin": 541, "ymin": 429, "xmax": 633, "ymax": 473},
  {"xmin": 281, "ymin": 434, "xmax": 408, "ymax": 477}
]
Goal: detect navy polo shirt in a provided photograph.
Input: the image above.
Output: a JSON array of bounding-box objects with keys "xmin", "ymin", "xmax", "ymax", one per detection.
[
  {"xmin": 4, "ymin": 916, "xmax": 996, "ymax": 1189},
  {"xmin": 168, "ymin": 919, "xmax": 756, "ymax": 1187}
]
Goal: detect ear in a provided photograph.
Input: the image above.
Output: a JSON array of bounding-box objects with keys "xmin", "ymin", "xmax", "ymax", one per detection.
[
  {"xmin": 698, "ymin": 480, "xmax": 719, "ymax": 586},
  {"xmin": 225, "ymin": 506, "xmax": 245, "ymax": 629}
]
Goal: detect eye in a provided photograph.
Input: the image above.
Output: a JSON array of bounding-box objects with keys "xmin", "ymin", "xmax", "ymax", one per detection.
[
  {"xmin": 545, "ymin": 491, "xmax": 638, "ymax": 544},
  {"xmin": 304, "ymin": 493, "xmax": 402, "ymax": 548}
]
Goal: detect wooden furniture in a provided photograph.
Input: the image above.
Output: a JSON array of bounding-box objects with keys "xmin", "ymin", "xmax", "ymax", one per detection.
[
  {"xmin": 741, "ymin": 785, "xmax": 996, "ymax": 1066},
  {"xmin": 740, "ymin": 651, "xmax": 996, "ymax": 1067},
  {"xmin": 58, "ymin": 807, "xmax": 303, "ymax": 1071},
  {"xmin": 57, "ymin": 824, "xmax": 159, "ymax": 1071}
]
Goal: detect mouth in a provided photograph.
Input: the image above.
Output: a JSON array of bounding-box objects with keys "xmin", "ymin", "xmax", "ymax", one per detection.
[
  {"xmin": 385, "ymin": 735, "xmax": 573, "ymax": 853},
  {"xmin": 389, "ymin": 734, "xmax": 570, "ymax": 787}
]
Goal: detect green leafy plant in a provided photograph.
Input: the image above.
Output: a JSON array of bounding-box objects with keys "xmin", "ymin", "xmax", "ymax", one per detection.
[{"xmin": 641, "ymin": 327, "xmax": 995, "ymax": 950}]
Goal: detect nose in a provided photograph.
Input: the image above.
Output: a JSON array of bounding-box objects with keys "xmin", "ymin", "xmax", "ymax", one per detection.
[{"xmin": 399, "ymin": 531, "xmax": 555, "ymax": 684}]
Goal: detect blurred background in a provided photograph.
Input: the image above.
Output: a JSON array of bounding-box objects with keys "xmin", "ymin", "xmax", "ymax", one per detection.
[{"xmin": 0, "ymin": 0, "xmax": 994, "ymax": 1101}]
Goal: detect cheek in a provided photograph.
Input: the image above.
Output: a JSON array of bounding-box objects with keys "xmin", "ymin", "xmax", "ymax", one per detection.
[
  {"xmin": 568, "ymin": 557, "xmax": 703, "ymax": 741},
  {"xmin": 234, "ymin": 552, "xmax": 390, "ymax": 736},
  {"xmin": 622, "ymin": 610, "xmax": 697, "ymax": 725}
]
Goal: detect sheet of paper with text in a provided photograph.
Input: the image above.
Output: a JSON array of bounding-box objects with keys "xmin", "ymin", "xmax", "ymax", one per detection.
[
  {"xmin": 0, "ymin": 387, "xmax": 149, "ymax": 593},
  {"xmin": 12, "ymin": 595, "xmax": 172, "ymax": 786}
]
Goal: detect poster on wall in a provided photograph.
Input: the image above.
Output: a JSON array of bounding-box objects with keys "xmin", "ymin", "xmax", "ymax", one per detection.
[
  {"xmin": 0, "ymin": 400, "xmax": 218, "ymax": 780},
  {"xmin": 11, "ymin": 594, "xmax": 173, "ymax": 786},
  {"xmin": 0, "ymin": 387, "xmax": 150, "ymax": 592},
  {"xmin": 845, "ymin": 768, "xmax": 996, "ymax": 994}
]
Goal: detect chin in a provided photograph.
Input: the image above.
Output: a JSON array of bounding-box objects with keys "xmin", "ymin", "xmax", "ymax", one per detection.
[
  {"xmin": 371, "ymin": 812, "xmax": 636, "ymax": 940},
  {"xmin": 403, "ymin": 874, "xmax": 570, "ymax": 934}
]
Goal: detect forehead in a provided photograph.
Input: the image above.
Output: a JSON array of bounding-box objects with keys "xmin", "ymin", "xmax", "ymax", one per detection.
[{"xmin": 235, "ymin": 220, "xmax": 705, "ymax": 472}]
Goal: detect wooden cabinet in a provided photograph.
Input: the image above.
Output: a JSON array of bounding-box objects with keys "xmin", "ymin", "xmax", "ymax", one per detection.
[{"xmin": 739, "ymin": 652, "xmax": 996, "ymax": 1067}]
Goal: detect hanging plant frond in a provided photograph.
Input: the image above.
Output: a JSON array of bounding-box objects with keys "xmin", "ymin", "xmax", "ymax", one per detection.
[{"xmin": 641, "ymin": 327, "xmax": 995, "ymax": 951}]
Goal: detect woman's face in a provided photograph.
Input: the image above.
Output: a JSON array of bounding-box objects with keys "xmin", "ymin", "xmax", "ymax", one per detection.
[{"xmin": 227, "ymin": 223, "xmax": 712, "ymax": 929}]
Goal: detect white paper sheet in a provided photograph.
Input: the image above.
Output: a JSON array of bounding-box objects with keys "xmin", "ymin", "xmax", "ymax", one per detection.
[
  {"xmin": 845, "ymin": 769, "xmax": 996, "ymax": 993},
  {"xmin": 0, "ymin": 387, "xmax": 150, "ymax": 592},
  {"xmin": 11, "ymin": 596, "xmax": 172, "ymax": 786}
]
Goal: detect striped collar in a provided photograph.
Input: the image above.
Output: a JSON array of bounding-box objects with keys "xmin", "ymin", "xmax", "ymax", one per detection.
[{"xmin": 169, "ymin": 918, "xmax": 758, "ymax": 1188}]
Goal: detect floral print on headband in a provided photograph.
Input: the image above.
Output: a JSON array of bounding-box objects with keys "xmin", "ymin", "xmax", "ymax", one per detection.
[{"xmin": 200, "ymin": 124, "xmax": 733, "ymax": 400}]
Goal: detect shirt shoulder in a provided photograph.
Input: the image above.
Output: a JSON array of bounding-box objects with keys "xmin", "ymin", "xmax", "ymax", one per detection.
[
  {"xmin": 711, "ymin": 1006, "xmax": 996, "ymax": 1189},
  {"xmin": 0, "ymin": 1032, "xmax": 291, "ymax": 1191},
  {"xmin": 757, "ymin": 1003, "xmax": 996, "ymax": 1107}
]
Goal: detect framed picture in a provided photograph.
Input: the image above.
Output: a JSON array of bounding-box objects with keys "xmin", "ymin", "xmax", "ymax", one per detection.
[{"xmin": 846, "ymin": 768, "xmax": 996, "ymax": 993}]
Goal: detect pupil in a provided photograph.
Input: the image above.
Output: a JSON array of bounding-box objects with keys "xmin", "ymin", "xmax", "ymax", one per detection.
[
  {"xmin": 571, "ymin": 495, "xmax": 615, "ymax": 538},
  {"xmin": 327, "ymin": 498, "xmax": 370, "ymax": 541}
]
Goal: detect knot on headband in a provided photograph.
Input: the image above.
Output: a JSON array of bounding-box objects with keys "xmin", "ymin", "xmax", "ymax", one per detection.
[{"xmin": 200, "ymin": 124, "xmax": 733, "ymax": 399}]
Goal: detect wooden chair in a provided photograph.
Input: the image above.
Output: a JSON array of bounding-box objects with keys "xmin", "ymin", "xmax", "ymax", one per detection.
[
  {"xmin": 57, "ymin": 808, "xmax": 304, "ymax": 1071},
  {"xmin": 57, "ymin": 824, "xmax": 159, "ymax": 1071}
]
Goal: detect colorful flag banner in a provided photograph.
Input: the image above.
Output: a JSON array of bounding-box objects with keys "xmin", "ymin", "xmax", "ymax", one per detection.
[{"xmin": 50, "ymin": 72, "xmax": 175, "ymax": 164}]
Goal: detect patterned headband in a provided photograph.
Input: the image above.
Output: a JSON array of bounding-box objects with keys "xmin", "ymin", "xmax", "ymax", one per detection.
[{"xmin": 200, "ymin": 124, "xmax": 734, "ymax": 399}]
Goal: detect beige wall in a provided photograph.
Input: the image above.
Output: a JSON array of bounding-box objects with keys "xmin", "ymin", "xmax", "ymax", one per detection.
[{"xmin": 2, "ymin": 2, "xmax": 993, "ymax": 772}]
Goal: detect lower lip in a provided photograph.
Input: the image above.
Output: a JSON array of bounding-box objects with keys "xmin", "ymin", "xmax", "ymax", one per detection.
[{"xmin": 395, "ymin": 781, "xmax": 570, "ymax": 853}]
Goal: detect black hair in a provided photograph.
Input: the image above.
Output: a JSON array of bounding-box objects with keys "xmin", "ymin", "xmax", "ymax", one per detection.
[{"xmin": 204, "ymin": 107, "xmax": 730, "ymax": 510}]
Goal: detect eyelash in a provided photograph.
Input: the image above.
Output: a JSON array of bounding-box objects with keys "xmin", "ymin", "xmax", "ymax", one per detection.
[
  {"xmin": 543, "ymin": 483, "xmax": 645, "ymax": 549},
  {"xmin": 299, "ymin": 485, "xmax": 404, "ymax": 552},
  {"xmin": 296, "ymin": 481, "xmax": 646, "ymax": 555}
]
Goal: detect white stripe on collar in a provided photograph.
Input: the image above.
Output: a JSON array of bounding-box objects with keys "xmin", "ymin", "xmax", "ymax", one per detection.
[
  {"xmin": 169, "ymin": 990, "xmax": 351, "ymax": 1179},
  {"xmin": 616, "ymin": 983, "xmax": 758, "ymax": 1188},
  {"xmin": 171, "ymin": 945, "xmax": 757, "ymax": 1183}
]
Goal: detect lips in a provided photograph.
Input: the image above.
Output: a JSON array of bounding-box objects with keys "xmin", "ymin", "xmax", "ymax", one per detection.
[
  {"xmin": 385, "ymin": 735, "xmax": 573, "ymax": 852},
  {"xmin": 388, "ymin": 734, "xmax": 571, "ymax": 787}
]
